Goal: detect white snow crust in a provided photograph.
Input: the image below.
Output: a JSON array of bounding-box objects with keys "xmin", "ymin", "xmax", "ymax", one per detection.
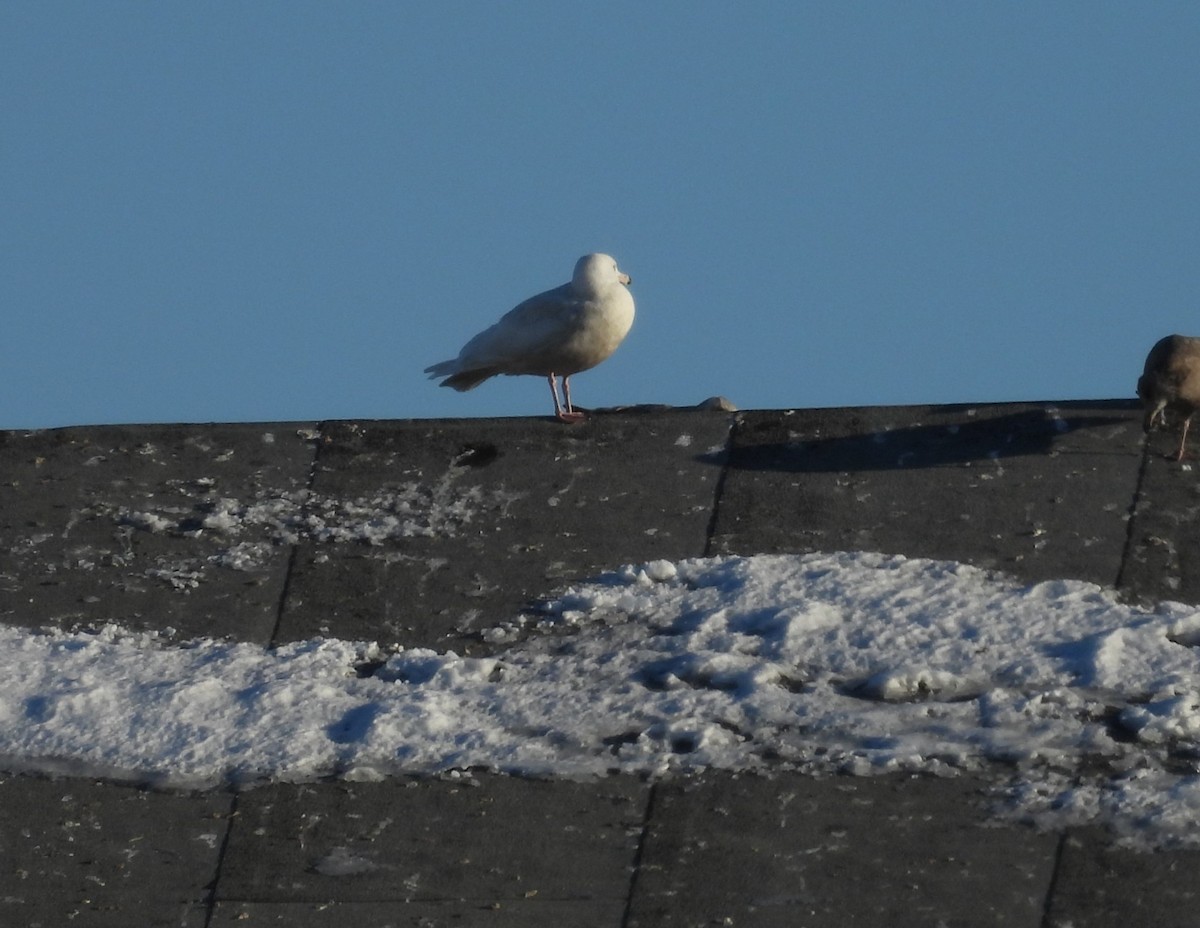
[{"xmin": 5, "ymin": 551, "xmax": 1200, "ymax": 847}]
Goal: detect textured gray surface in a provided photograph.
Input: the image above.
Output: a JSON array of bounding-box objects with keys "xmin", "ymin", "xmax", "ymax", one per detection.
[
  {"xmin": 0, "ymin": 775, "xmax": 230, "ymax": 927},
  {"xmin": 0, "ymin": 423, "xmax": 315, "ymax": 643},
  {"xmin": 627, "ymin": 772, "xmax": 1059, "ymax": 928},
  {"xmin": 712, "ymin": 401, "xmax": 1142, "ymax": 587},
  {"xmin": 1043, "ymin": 828, "xmax": 1200, "ymax": 928},
  {"xmin": 278, "ymin": 413, "xmax": 731, "ymax": 651},
  {"xmin": 4, "ymin": 401, "xmax": 1200, "ymax": 927},
  {"xmin": 218, "ymin": 776, "xmax": 646, "ymax": 904}
]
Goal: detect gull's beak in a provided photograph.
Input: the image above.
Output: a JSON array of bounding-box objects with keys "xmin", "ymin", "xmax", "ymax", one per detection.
[{"xmin": 618, "ymin": 271, "xmax": 631, "ymax": 286}]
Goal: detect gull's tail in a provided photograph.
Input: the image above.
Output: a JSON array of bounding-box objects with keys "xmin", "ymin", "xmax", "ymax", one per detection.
[{"xmin": 424, "ymin": 360, "xmax": 494, "ymax": 392}]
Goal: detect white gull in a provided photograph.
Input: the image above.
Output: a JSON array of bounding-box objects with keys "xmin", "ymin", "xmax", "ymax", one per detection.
[{"xmin": 425, "ymin": 253, "xmax": 635, "ymax": 422}]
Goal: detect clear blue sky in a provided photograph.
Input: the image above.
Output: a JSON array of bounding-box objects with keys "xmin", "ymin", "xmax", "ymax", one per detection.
[{"xmin": 3, "ymin": 3, "xmax": 1198, "ymax": 429}]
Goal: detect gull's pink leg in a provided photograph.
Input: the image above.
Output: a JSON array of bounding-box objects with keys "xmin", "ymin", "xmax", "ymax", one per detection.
[
  {"xmin": 547, "ymin": 374, "xmax": 566, "ymax": 418},
  {"xmin": 554, "ymin": 374, "xmax": 585, "ymax": 423}
]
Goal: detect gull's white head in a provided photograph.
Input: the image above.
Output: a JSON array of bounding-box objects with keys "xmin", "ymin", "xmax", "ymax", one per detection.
[{"xmin": 573, "ymin": 253, "xmax": 631, "ymax": 292}]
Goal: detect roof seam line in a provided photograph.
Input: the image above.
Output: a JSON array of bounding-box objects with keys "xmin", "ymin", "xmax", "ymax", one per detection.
[
  {"xmin": 1114, "ymin": 428, "xmax": 1152, "ymax": 592},
  {"xmin": 702, "ymin": 413, "xmax": 740, "ymax": 558},
  {"xmin": 266, "ymin": 421, "xmax": 326, "ymax": 648},
  {"xmin": 200, "ymin": 792, "xmax": 240, "ymax": 928},
  {"xmin": 619, "ymin": 781, "xmax": 660, "ymax": 928}
]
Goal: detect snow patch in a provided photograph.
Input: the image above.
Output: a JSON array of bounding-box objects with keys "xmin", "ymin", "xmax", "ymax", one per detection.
[{"xmin": 3, "ymin": 551, "xmax": 1200, "ymax": 846}]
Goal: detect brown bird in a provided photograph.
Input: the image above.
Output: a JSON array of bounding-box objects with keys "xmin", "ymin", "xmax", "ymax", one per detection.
[
  {"xmin": 425, "ymin": 253, "xmax": 635, "ymax": 422},
  {"xmin": 1137, "ymin": 334, "xmax": 1200, "ymax": 460}
]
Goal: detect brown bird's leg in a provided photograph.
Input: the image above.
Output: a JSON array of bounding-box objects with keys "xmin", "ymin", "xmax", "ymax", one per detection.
[
  {"xmin": 1176, "ymin": 415, "xmax": 1193, "ymax": 461},
  {"xmin": 556, "ymin": 375, "xmax": 585, "ymax": 423}
]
